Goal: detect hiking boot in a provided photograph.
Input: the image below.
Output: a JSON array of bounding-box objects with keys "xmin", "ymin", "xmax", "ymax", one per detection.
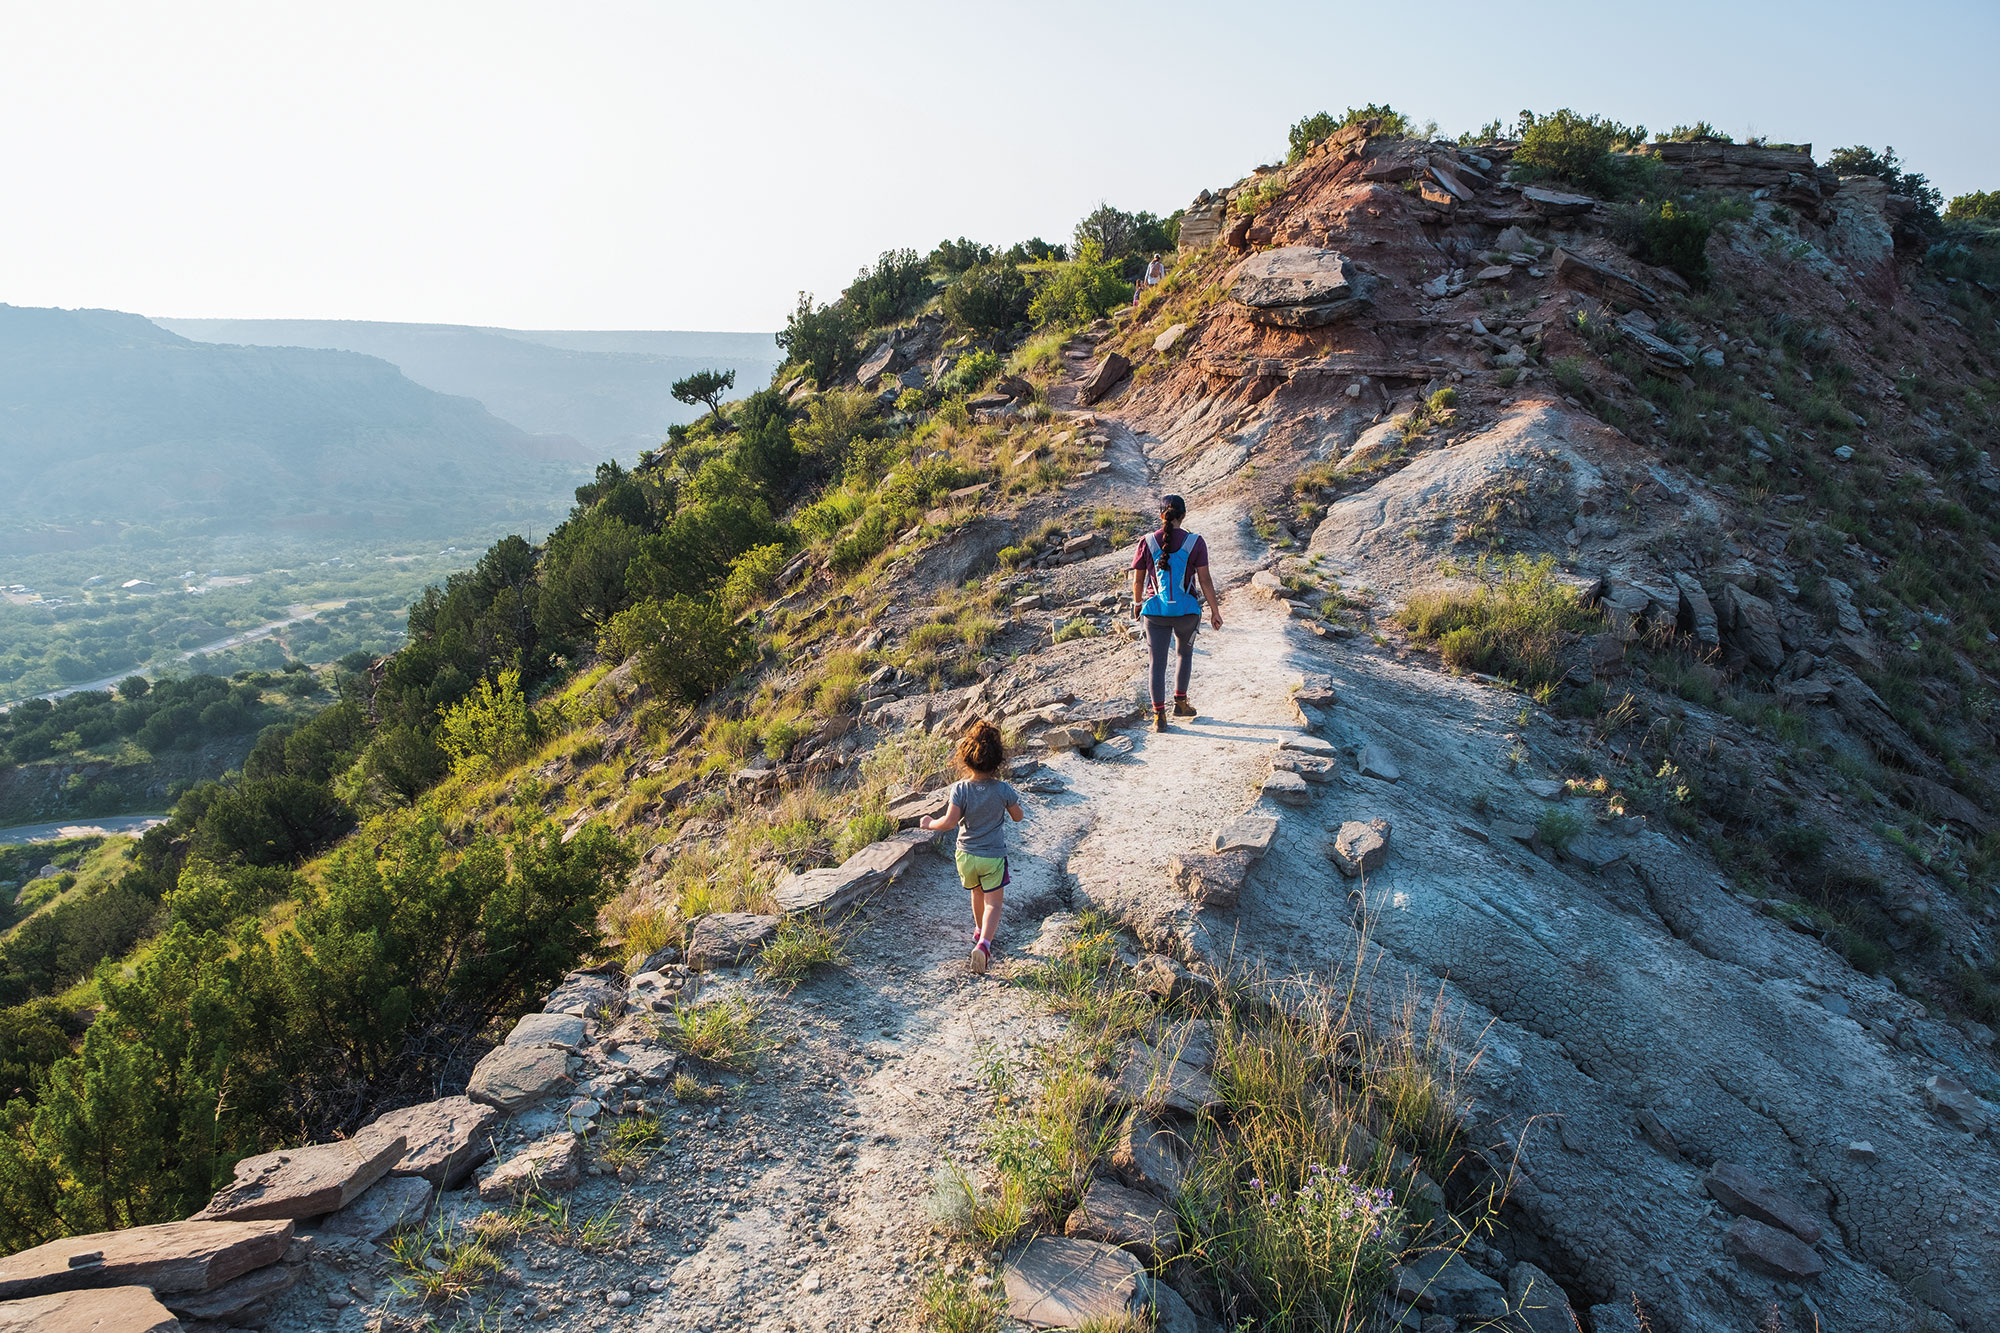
[
  {"xmin": 1152, "ymin": 711, "xmax": 1170, "ymax": 733},
  {"xmin": 1173, "ymin": 698, "xmax": 1198, "ymax": 718}
]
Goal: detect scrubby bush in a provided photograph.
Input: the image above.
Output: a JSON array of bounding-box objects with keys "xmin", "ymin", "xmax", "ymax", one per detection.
[
  {"xmin": 1513, "ymin": 108, "xmax": 1646, "ymax": 194},
  {"xmin": 941, "ymin": 261, "xmax": 1032, "ymax": 337},
  {"xmin": 720, "ymin": 543, "xmax": 789, "ymax": 615},
  {"xmin": 1946, "ymin": 190, "xmax": 2000, "ymax": 222},
  {"xmin": 928, "ymin": 237, "xmax": 994, "ymax": 274},
  {"xmin": 1610, "ymin": 198, "xmax": 1714, "ymax": 285},
  {"xmin": 1027, "ymin": 241, "xmax": 1130, "ymax": 329},
  {"xmin": 777, "ymin": 292, "xmax": 862, "ymax": 387},
  {"xmin": 1826, "ymin": 145, "xmax": 1942, "ymax": 230},
  {"xmin": 1397, "ymin": 554, "xmax": 1602, "ymax": 691},
  {"xmin": 1287, "ymin": 103, "xmax": 1414, "ymax": 161},
  {"xmin": 604, "ymin": 596, "xmax": 751, "ymax": 704},
  {"xmin": 842, "ymin": 249, "xmax": 932, "ymax": 329}
]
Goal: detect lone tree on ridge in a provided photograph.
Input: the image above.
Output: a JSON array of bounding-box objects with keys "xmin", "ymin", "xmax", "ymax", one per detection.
[{"xmin": 671, "ymin": 368, "xmax": 737, "ymax": 424}]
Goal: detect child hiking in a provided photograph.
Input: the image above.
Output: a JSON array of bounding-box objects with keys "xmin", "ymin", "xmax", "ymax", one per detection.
[
  {"xmin": 918, "ymin": 721, "xmax": 1023, "ymax": 975},
  {"xmin": 1130, "ymin": 493, "xmax": 1223, "ymax": 731}
]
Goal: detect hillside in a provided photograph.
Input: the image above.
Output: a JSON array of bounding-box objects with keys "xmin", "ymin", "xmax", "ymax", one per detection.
[
  {"xmin": 3, "ymin": 118, "xmax": 1998, "ymax": 1333},
  {"xmin": 157, "ymin": 318, "xmax": 781, "ymax": 455},
  {"xmin": 0, "ymin": 306, "xmax": 598, "ymax": 555}
]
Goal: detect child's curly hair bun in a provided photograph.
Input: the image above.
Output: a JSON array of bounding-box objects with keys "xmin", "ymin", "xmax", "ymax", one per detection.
[{"xmin": 956, "ymin": 720, "xmax": 1005, "ymax": 775}]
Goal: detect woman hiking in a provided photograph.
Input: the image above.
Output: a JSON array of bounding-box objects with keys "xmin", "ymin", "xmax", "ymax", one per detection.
[
  {"xmin": 918, "ymin": 721, "xmax": 1023, "ymax": 975},
  {"xmin": 1130, "ymin": 493, "xmax": 1222, "ymax": 732}
]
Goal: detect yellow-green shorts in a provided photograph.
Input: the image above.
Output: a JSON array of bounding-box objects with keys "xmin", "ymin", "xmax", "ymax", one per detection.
[{"xmin": 955, "ymin": 851, "xmax": 1009, "ymax": 892}]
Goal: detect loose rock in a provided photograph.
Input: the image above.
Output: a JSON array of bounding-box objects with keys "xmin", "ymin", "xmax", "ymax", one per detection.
[
  {"xmin": 1328, "ymin": 819, "xmax": 1392, "ymax": 878},
  {"xmin": 478, "ymin": 1132, "xmax": 583, "ymax": 1203},
  {"xmin": 196, "ymin": 1130, "xmax": 405, "ymax": 1222},
  {"xmin": 368, "ymin": 1095, "xmax": 499, "ymax": 1188},
  {"xmin": 466, "ymin": 1043, "xmax": 572, "ymax": 1113},
  {"xmin": 1064, "ymin": 1179, "xmax": 1181, "ymax": 1264},
  {"xmin": 686, "ymin": 912, "xmax": 781, "ymax": 969},
  {"xmin": 1723, "ymin": 1217, "xmax": 1825, "ymax": 1281},
  {"xmin": 1004, "ymin": 1235, "xmax": 1147, "ymax": 1328},
  {"xmin": 1703, "ymin": 1162, "xmax": 1823, "ymax": 1244}
]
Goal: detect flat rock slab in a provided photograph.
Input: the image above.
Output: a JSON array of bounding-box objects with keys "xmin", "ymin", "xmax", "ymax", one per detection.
[
  {"xmin": 0, "ymin": 1286, "xmax": 182, "ymax": 1333},
  {"xmin": 1923, "ymin": 1074, "xmax": 1992, "ymax": 1133},
  {"xmin": 1109, "ymin": 1111, "xmax": 1187, "ymax": 1201},
  {"xmin": 466, "ymin": 1042, "xmax": 572, "ymax": 1113},
  {"xmin": 542, "ymin": 971, "xmax": 623, "ymax": 1017},
  {"xmin": 1523, "ymin": 185, "xmax": 1597, "ymax": 216},
  {"xmin": 1553, "ymin": 246, "xmax": 1661, "ymax": 311},
  {"xmin": 196, "ymin": 1130, "xmax": 404, "ymax": 1222},
  {"xmin": 478, "ymin": 1132, "xmax": 583, "ymax": 1203},
  {"xmin": 1230, "ymin": 248, "xmax": 1366, "ymax": 327},
  {"xmin": 1561, "ymin": 834, "xmax": 1628, "ymax": 871},
  {"xmin": 1078, "ymin": 352, "xmax": 1132, "ymax": 405},
  {"xmin": 319, "ymin": 1174, "xmax": 435, "ymax": 1242},
  {"xmin": 1279, "ymin": 734, "xmax": 1337, "ymax": 757},
  {"xmin": 1294, "ymin": 673, "xmax": 1338, "ymax": 708},
  {"xmin": 1004, "ymin": 1235, "xmax": 1146, "ymax": 1327},
  {"xmin": 626, "ymin": 966, "xmax": 697, "ymax": 1013},
  {"xmin": 885, "ymin": 787, "xmax": 949, "ymax": 828},
  {"xmin": 1704, "ymin": 1163, "xmax": 1821, "ymax": 1244},
  {"xmin": 367, "ymin": 1096, "xmax": 498, "ymax": 1188},
  {"xmin": 1262, "ymin": 770, "xmax": 1311, "ymax": 805},
  {"xmin": 774, "ymin": 866, "xmax": 883, "ymax": 919},
  {"xmin": 1520, "ymin": 778, "xmax": 1566, "ymax": 799},
  {"xmin": 1270, "ymin": 753, "xmax": 1336, "ymax": 784},
  {"xmin": 1724, "ymin": 1218, "xmax": 1825, "ymax": 1280},
  {"xmin": 1212, "ymin": 814, "xmax": 1279, "ymax": 857},
  {"xmin": 1064, "ymin": 1179, "xmax": 1181, "ymax": 1264},
  {"xmin": 1169, "ymin": 849, "xmax": 1254, "ymax": 909},
  {"xmin": 1357, "ymin": 743, "xmax": 1401, "ymax": 782},
  {"xmin": 686, "ymin": 912, "xmax": 780, "ymax": 969},
  {"xmin": 1329, "ymin": 819, "xmax": 1392, "ymax": 878},
  {"xmin": 1111, "ymin": 1042, "xmax": 1220, "ymax": 1115},
  {"xmin": 163, "ymin": 1259, "xmax": 299, "ymax": 1323},
  {"xmin": 0, "ymin": 1219, "xmax": 294, "ymax": 1300},
  {"xmin": 1391, "ymin": 1251, "xmax": 1507, "ymax": 1320},
  {"xmin": 1506, "ymin": 1261, "xmax": 1578, "ymax": 1333},
  {"xmin": 506, "ymin": 1011, "xmax": 586, "ymax": 1048}
]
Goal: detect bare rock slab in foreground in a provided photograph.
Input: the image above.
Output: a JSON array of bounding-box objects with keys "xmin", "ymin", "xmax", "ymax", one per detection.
[
  {"xmin": 195, "ymin": 1130, "xmax": 404, "ymax": 1222},
  {"xmin": 1109, "ymin": 1111, "xmax": 1187, "ymax": 1202},
  {"xmin": 466, "ymin": 1042, "xmax": 572, "ymax": 1112},
  {"xmin": 685, "ymin": 912, "xmax": 780, "ymax": 969},
  {"xmin": 0, "ymin": 1219, "xmax": 293, "ymax": 1300},
  {"xmin": 1724, "ymin": 1217, "xmax": 1826, "ymax": 1281},
  {"xmin": 505, "ymin": 1011, "xmax": 585, "ymax": 1048},
  {"xmin": 319, "ymin": 1175, "xmax": 435, "ymax": 1242},
  {"xmin": 1229, "ymin": 247, "xmax": 1369, "ymax": 327},
  {"xmin": 367, "ymin": 1095, "xmax": 499, "ymax": 1188},
  {"xmin": 1211, "ymin": 814, "xmax": 1279, "ymax": 857},
  {"xmin": 162, "ymin": 1260, "xmax": 299, "ymax": 1323},
  {"xmin": 0, "ymin": 1285, "xmax": 183, "ymax": 1333},
  {"xmin": 1169, "ymin": 848, "xmax": 1254, "ymax": 909},
  {"xmin": 477, "ymin": 1132, "xmax": 582, "ymax": 1203},
  {"xmin": 1004, "ymin": 1234, "xmax": 1147, "ymax": 1327},
  {"xmin": 1064, "ymin": 1178, "xmax": 1181, "ymax": 1264}
]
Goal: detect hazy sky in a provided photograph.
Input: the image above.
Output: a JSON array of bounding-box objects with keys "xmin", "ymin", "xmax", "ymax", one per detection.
[{"xmin": 2, "ymin": 0, "xmax": 1993, "ymax": 331}]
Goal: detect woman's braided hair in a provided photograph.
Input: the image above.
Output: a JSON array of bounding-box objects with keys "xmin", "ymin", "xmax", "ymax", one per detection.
[{"xmin": 956, "ymin": 720, "xmax": 1005, "ymax": 776}]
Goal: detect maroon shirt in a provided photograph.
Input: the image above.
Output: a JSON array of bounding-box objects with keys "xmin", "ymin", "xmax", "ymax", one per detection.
[{"xmin": 1130, "ymin": 528, "xmax": 1208, "ymax": 601}]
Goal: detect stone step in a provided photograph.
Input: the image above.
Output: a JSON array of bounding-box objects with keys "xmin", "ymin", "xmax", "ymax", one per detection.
[{"xmin": 0, "ymin": 1219, "xmax": 293, "ymax": 1301}]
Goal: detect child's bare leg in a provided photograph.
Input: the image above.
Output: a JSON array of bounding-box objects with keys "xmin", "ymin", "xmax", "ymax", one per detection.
[
  {"xmin": 978, "ymin": 889, "xmax": 1005, "ymax": 946},
  {"xmin": 968, "ymin": 890, "xmax": 984, "ymax": 937}
]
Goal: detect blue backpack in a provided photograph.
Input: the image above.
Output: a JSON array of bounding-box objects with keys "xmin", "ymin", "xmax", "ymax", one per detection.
[{"xmin": 1141, "ymin": 530, "xmax": 1202, "ymax": 616}]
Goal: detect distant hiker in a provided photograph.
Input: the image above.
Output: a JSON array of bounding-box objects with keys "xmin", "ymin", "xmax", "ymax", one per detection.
[
  {"xmin": 1145, "ymin": 252, "xmax": 1166, "ymax": 286},
  {"xmin": 1131, "ymin": 493, "xmax": 1222, "ymax": 732},
  {"xmin": 918, "ymin": 721, "xmax": 1023, "ymax": 975}
]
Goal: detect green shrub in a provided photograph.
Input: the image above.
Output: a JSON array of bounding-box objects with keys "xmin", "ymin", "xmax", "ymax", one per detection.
[
  {"xmin": 1535, "ymin": 807, "xmax": 1583, "ymax": 850},
  {"xmin": 1287, "ymin": 104, "xmax": 1413, "ymax": 162},
  {"xmin": 720, "ymin": 543, "xmax": 789, "ymax": 615},
  {"xmin": 842, "ymin": 249, "xmax": 933, "ymax": 328},
  {"xmin": 1027, "ymin": 241, "xmax": 1129, "ymax": 329},
  {"xmin": 1826, "ymin": 145, "xmax": 1942, "ymax": 230},
  {"xmin": 828, "ymin": 507, "xmax": 897, "ymax": 575},
  {"xmin": 938, "ymin": 348, "xmax": 999, "ymax": 397},
  {"xmin": 1946, "ymin": 190, "xmax": 2000, "ymax": 222},
  {"xmin": 777, "ymin": 293, "xmax": 862, "ymax": 387},
  {"xmin": 1514, "ymin": 108, "xmax": 1646, "ymax": 194},
  {"xmin": 603, "ymin": 596, "xmax": 751, "ymax": 704},
  {"xmin": 1613, "ymin": 198, "xmax": 1713, "ymax": 285},
  {"xmin": 941, "ymin": 261, "xmax": 1031, "ymax": 336}
]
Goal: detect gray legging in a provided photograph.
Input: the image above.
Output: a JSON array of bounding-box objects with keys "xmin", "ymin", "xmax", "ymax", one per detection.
[{"xmin": 1144, "ymin": 613, "xmax": 1201, "ymax": 707}]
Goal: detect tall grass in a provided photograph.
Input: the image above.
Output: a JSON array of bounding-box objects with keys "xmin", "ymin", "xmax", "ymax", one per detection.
[{"xmin": 1397, "ymin": 554, "xmax": 1602, "ymax": 692}]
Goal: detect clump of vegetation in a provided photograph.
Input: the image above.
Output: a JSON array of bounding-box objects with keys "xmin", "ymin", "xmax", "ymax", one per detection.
[
  {"xmin": 1397, "ymin": 554, "xmax": 1603, "ymax": 692},
  {"xmin": 666, "ymin": 995, "xmax": 769, "ymax": 1072},
  {"xmin": 1026, "ymin": 240, "xmax": 1130, "ymax": 329},
  {"xmin": 757, "ymin": 915, "xmax": 852, "ymax": 988},
  {"xmin": 1512, "ymin": 108, "xmax": 1650, "ymax": 195},
  {"xmin": 1826, "ymin": 145, "xmax": 1943, "ymax": 231},
  {"xmin": 1287, "ymin": 104, "xmax": 1417, "ymax": 161}
]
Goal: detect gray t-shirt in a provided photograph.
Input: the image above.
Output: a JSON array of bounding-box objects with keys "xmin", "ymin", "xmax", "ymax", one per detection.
[{"xmin": 948, "ymin": 777, "xmax": 1019, "ymax": 859}]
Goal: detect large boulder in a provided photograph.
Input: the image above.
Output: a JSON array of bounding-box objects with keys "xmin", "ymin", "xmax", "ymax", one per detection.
[
  {"xmin": 1169, "ymin": 848, "xmax": 1254, "ymax": 909},
  {"xmin": 685, "ymin": 912, "xmax": 780, "ymax": 969},
  {"xmin": 1078, "ymin": 352, "xmax": 1132, "ymax": 405},
  {"xmin": 0, "ymin": 1286, "xmax": 182, "ymax": 1333},
  {"xmin": 0, "ymin": 1219, "xmax": 293, "ymax": 1300},
  {"xmin": 855, "ymin": 341, "xmax": 905, "ymax": 384},
  {"xmin": 1004, "ymin": 1235, "xmax": 1147, "ymax": 1328},
  {"xmin": 1717, "ymin": 583, "xmax": 1785, "ymax": 671},
  {"xmin": 1228, "ymin": 248, "xmax": 1369, "ymax": 327},
  {"xmin": 367, "ymin": 1095, "xmax": 499, "ymax": 1188},
  {"xmin": 466, "ymin": 1042, "xmax": 572, "ymax": 1113},
  {"xmin": 195, "ymin": 1130, "xmax": 405, "ymax": 1222},
  {"xmin": 1552, "ymin": 247, "xmax": 1661, "ymax": 310}
]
